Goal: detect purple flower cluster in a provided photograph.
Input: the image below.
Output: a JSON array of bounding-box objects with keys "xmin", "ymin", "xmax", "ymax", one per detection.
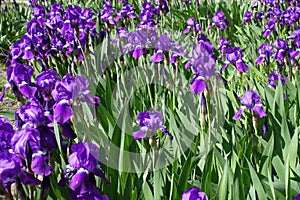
[
  {"xmin": 246, "ymin": 1, "xmax": 300, "ymax": 37},
  {"xmin": 116, "ymin": 2, "xmax": 136, "ymax": 22},
  {"xmin": 0, "ymin": 63, "xmax": 105, "ymax": 198},
  {"xmin": 242, "ymin": 11, "xmax": 253, "ymax": 24},
  {"xmin": 116, "ymin": 28, "xmax": 187, "ymax": 63},
  {"xmin": 133, "ymin": 109, "xmax": 173, "ymax": 140},
  {"xmin": 6, "ymin": 4, "xmax": 98, "ymax": 68},
  {"xmin": 255, "ymin": 38, "xmax": 300, "ymax": 66},
  {"xmin": 99, "ymin": 1, "xmax": 117, "ymax": 25},
  {"xmin": 0, "ymin": 117, "xmax": 42, "ymax": 195},
  {"xmin": 138, "ymin": 2, "xmax": 158, "ymax": 29},
  {"xmin": 150, "ymin": 34, "xmax": 187, "ymax": 63}
]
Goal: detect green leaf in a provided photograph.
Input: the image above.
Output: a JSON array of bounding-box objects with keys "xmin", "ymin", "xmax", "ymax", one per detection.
[
  {"xmin": 247, "ymin": 159, "xmax": 267, "ymax": 199},
  {"xmin": 142, "ymin": 181, "xmax": 154, "ymax": 200}
]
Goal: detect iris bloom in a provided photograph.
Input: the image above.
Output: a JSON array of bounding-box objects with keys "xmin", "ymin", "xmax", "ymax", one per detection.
[
  {"xmin": 242, "ymin": 11, "xmax": 252, "ymax": 24},
  {"xmin": 133, "ymin": 109, "xmax": 173, "ymax": 140},
  {"xmin": 181, "ymin": 187, "xmax": 208, "ymax": 200},
  {"xmin": 189, "ymin": 43, "xmax": 216, "ymax": 94},
  {"xmin": 255, "ymin": 43, "xmax": 272, "ymax": 65},
  {"xmin": 233, "ymin": 90, "xmax": 267, "ymax": 120},
  {"xmin": 208, "ymin": 11, "xmax": 230, "ymax": 30},
  {"xmin": 221, "ymin": 47, "xmax": 249, "ymax": 73},
  {"xmin": 60, "ymin": 142, "xmax": 109, "ymax": 199},
  {"xmin": 183, "ymin": 18, "xmax": 202, "ymax": 34}
]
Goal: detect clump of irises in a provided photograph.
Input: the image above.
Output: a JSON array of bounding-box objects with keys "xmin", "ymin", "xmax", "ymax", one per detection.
[
  {"xmin": 0, "ymin": 67, "xmax": 107, "ymax": 198},
  {"xmin": 6, "ymin": 3, "xmax": 100, "ymax": 70}
]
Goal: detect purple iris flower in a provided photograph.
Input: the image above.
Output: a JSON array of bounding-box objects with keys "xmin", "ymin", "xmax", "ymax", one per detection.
[
  {"xmin": 189, "ymin": 43, "xmax": 216, "ymax": 94},
  {"xmin": 68, "ymin": 142, "xmax": 99, "ymax": 172},
  {"xmin": 183, "ymin": 18, "xmax": 202, "ymax": 34},
  {"xmin": 295, "ymin": 193, "xmax": 300, "ymax": 200},
  {"xmin": 233, "ymin": 90, "xmax": 267, "ymax": 120},
  {"xmin": 181, "ymin": 187, "xmax": 208, "ymax": 200},
  {"xmin": 11, "ymin": 125, "xmax": 40, "ymax": 157},
  {"xmin": 14, "ymin": 99, "xmax": 45, "ymax": 129},
  {"xmin": 255, "ymin": 43, "xmax": 273, "ymax": 65},
  {"xmin": 0, "ymin": 117, "xmax": 14, "ymax": 151},
  {"xmin": 282, "ymin": 6, "xmax": 300, "ymax": 26},
  {"xmin": 116, "ymin": 3, "xmax": 136, "ymax": 21},
  {"xmin": 0, "ymin": 62, "xmax": 36, "ymax": 102},
  {"xmin": 137, "ymin": 2, "xmax": 158, "ymax": 29},
  {"xmin": 218, "ymin": 38, "xmax": 231, "ymax": 59},
  {"xmin": 156, "ymin": 0, "xmax": 169, "ymax": 14},
  {"xmin": 99, "ymin": 1, "xmax": 117, "ymax": 25},
  {"xmin": 222, "ymin": 47, "xmax": 249, "ymax": 73},
  {"xmin": 31, "ymin": 151, "xmax": 53, "ymax": 176},
  {"xmin": 273, "ymin": 39, "xmax": 288, "ymax": 62},
  {"xmin": 262, "ymin": 18, "xmax": 277, "ymax": 37},
  {"xmin": 255, "ymin": 11, "xmax": 264, "ymax": 23},
  {"xmin": 36, "ymin": 69, "xmax": 60, "ymax": 101},
  {"xmin": 125, "ymin": 29, "xmax": 149, "ymax": 59},
  {"xmin": 268, "ymin": 70, "xmax": 288, "ymax": 100},
  {"xmin": 150, "ymin": 34, "xmax": 187, "ymax": 63},
  {"xmin": 208, "ymin": 11, "xmax": 230, "ymax": 30},
  {"xmin": 51, "ymin": 74, "xmax": 99, "ymax": 124},
  {"xmin": 9, "ymin": 35, "xmax": 34, "ymax": 63},
  {"xmin": 0, "ymin": 156, "xmax": 21, "ymax": 187},
  {"xmin": 60, "ymin": 142, "xmax": 109, "ymax": 199},
  {"xmin": 133, "ymin": 109, "xmax": 173, "ymax": 140},
  {"xmin": 268, "ymin": 71, "xmax": 287, "ymax": 88},
  {"xmin": 287, "ymin": 28, "xmax": 300, "ymax": 48},
  {"xmin": 242, "ymin": 11, "xmax": 252, "ymax": 24}
]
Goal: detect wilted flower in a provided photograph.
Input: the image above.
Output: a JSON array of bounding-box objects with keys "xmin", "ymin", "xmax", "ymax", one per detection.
[
  {"xmin": 181, "ymin": 187, "xmax": 208, "ymax": 200},
  {"xmin": 233, "ymin": 90, "xmax": 267, "ymax": 120},
  {"xmin": 133, "ymin": 109, "xmax": 173, "ymax": 140}
]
